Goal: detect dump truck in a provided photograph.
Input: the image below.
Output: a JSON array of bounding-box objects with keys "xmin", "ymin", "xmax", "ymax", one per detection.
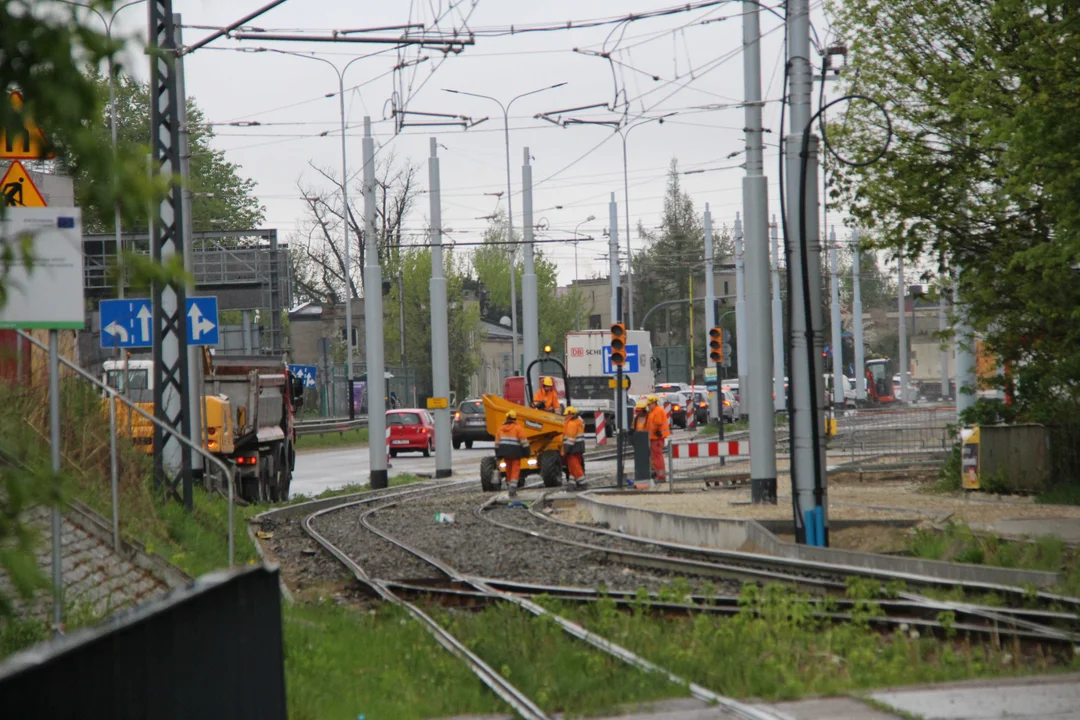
[
  {"xmin": 479, "ymin": 353, "xmax": 574, "ymax": 492},
  {"xmin": 102, "ymin": 352, "xmax": 304, "ymax": 503}
]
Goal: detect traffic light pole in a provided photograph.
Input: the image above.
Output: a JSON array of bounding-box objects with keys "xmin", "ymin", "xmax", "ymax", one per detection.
[{"xmin": 615, "ymin": 288, "xmax": 625, "ymax": 487}]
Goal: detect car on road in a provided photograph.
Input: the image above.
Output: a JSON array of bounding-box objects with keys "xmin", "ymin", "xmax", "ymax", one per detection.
[
  {"xmin": 654, "ymin": 382, "xmax": 690, "ymax": 395},
  {"xmin": 721, "ymin": 389, "xmax": 738, "ymax": 424},
  {"xmin": 387, "ymin": 409, "xmax": 435, "ymax": 457},
  {"xmin": 688, "ymin": 390, "xmax": 710, "ymax": 425},
  {"xmin": 655, "ymin": 391, "xmax": 690, "ymax": 429},
  {"xmin": 451, "ymin": 398, "xmax": 492, "ymax": 449}
]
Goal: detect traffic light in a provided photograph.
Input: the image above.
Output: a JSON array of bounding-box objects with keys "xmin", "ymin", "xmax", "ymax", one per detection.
[
  {"xmin": 709, "ymin": 327, "xmax": 723, "ymax": 364},
  {"xmin": 610, "ymin": 322, "xmax": 627, "ymax": 367}
]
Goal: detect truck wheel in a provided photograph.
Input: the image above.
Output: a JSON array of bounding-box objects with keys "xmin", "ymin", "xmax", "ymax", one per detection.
[
  {"xmin": 540, "ymin": 450, "xmax": 562, "ymax": 488},
  {"xmin": 241, "ymin": 475, "xmax": 258, "ymax": 503},
  {"xmin": 465, "ymin": 440, "xmax": 473, "ymax": 449},
  {"xmin": 276, "ymin": 444, "xmax": 291, "ymax": 502},
  {"xmin": 265, "ymin": 454, "xmax": 279, "ymax": 503},
  {"xmin": 480, "ymin": 456, "xmax": 499, "ymax": 492}
]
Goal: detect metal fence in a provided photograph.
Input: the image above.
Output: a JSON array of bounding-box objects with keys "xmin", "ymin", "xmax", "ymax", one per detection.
[{"xmin": 827, "ymin": 403, "xmax": 955, "ymax": 463}]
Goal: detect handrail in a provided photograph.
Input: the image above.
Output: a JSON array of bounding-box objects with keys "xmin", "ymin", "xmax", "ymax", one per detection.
[{"xmin": 16, "ymin": 331, "xmax": 236, "ymax": 567}]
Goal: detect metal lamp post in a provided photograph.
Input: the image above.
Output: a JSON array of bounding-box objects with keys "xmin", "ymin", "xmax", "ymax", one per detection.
[
  {"xmin": 573, "ymin": 215, "xmax": 596, "ymax": 283},
  {"xmin": 267, "ymin": 48, "xmax": 372, "ymax": 381},
  {"xmin": 444, "ymin": 82, "xmax": 567, "ymax": 372}
]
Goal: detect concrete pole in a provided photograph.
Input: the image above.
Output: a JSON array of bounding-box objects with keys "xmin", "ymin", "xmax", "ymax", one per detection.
[
  {"xmin": 704, "ymin": 204, "xmax": 717, "ymax": 417},
  {"xmin": 939, "ymin": 283, "xmax": 950, "ymax": 400},
  {"xmin": 622, "ymin": 137, "xmax": 635, "ymax": 328},
  {"xmin": 363, "ymin": 117, "xmax": 388, "ymax": 488},
  {"xmin": 734, "ymin": 213, "xmax": 749, "ymax": 419},
  {"xmin": 742, "ymin": 0, "xmax": 777, "ymax": 502},
  {"xmin": 501, "ymin": 110, "xmax": 520, "ymax": 374},
  {"xmin": 898, "ymin": 256, "xmax": 909, "ymax": 404},
  {"xmin": 786, "ymin": 0, "xmax": 827, "ymax": 544},
  {"xmin": 852, "ymin": 229, "xmax": 866, "ymax": 401},
  {"xmin": 429, "ymin": 138, "xmax": 452, "ymax": 478},
  {"xmin": 174, "ymin": 16, "xmax": 202, "ymax": 473},
  {"xmin": 771, "ymin": 217, "xmax": 785, "ymax": 412},
  {"xmin": 955, "ymin": 279, "xmax": 976, "ymax": 417},
  {"xmin": 522, "ymin": 147, "xmax": 539, "ymax": 386},
  {"xmin": 829, "ymin": 226, "xmax": 844, "ymax": 406},
  {"xmin": 608, "ymin": 193, "xmax": 620, "ymax": 325},
  {"xmin": 338, "ymin": 67, "xmax": 354, "ymax": 380}
]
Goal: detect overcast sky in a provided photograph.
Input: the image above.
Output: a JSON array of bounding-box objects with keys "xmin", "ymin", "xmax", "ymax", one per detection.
[{"xmin": 105, "ymin": 0, "xmax": 844, "ymax": 288}]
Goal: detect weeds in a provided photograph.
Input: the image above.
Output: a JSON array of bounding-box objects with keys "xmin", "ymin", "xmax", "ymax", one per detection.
[{"xmin": 293, "ymin": 428, "xmax": 368, "ymax": 452}]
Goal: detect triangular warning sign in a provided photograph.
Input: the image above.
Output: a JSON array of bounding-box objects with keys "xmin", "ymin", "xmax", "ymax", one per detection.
[
  {"xmin": 1, "ymin": 92, "xmax": 54, "ymax": 160},
  {"xmin": 0, "ymin": 161, "xmax": 47, "ymax": 208}
]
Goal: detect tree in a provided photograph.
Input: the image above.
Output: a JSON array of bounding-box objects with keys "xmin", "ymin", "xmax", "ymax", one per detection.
[
  {"xmin": 382, "ymin": 248, "xmax": 481, "ymax": 396},
  {"xmin": 290, "ymin": 154, "xmax": 418, "ymax": 304},
  {"xmin": 830, "ymin": 0, "xmax": 1080, "ymax": 420},
  {"xmin": 64, "ymin": 72, "xmax": 264, "ymax": 234},
  {"xmin": 471, "ymin": 212, "xmax": 588, "ymax": 354},
  {"xmin": 0, "ymin": 1, "xmax": 160, "ymax": 618}
]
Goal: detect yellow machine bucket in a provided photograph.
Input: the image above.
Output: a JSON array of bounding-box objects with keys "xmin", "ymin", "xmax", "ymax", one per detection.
[{"xmin": 482, "ymin": 394, "xmax": 565, "ymax": 455}]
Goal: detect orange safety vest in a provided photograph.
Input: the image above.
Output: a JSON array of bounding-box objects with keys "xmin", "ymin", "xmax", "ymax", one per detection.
[
  {"xmin": 495, "ymin": 421, "xmax": 530, "ymax": 458},
  {"xmin": 633, "ymin": 411, "xmax": 649, "ymax": 432},
  {"xmin": 562, "ymin": 415, "xmax": 586, "ymax": 454},
  {"xmin": 646, "ymin": 404, "xmax": 670, "ymax": 440},
  {"xmin": 533, "ymin": 386, "xmax": 561, "ymax": 413}
]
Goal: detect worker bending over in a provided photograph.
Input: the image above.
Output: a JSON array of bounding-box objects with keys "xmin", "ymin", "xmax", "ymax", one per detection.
[
  {"xmin": 495, "ymin": 410, "xmax": 530, "ymax": 491},
  {"xmin": 532, "ymin": 376, "xmax": 562, "ymax": 414},
  {"xmin": 645, "ymin": 395, "xmax": 671, "ymax": 482},
  {"xmin": 563, "ymin": 406, "xmax": 586, "ymax": 487}
]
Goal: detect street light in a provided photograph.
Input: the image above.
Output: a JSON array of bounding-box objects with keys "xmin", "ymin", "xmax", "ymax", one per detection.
[
  {"xmin": 443, "ymin": 82, "xmax": 568, "ymax": 369},
  {"xmin": 61, "ymin": 0, "xmax": 146, "ymax": 298},
  {"xmin": 573, "ymin": 215, "xmax": 596, "ymax": 283},
  {"xmin": 266, "ymin": 49, "xmax": 372, "ymax": 380},
  {"xmin": 617, "ymin": 113, "xmax": 675, "ymax": 327}
]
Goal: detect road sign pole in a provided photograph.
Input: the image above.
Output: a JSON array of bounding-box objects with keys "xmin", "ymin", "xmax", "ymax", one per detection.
[{"xmin": 48, "ymin": 330, "xmax": 63, "ymax": 635}]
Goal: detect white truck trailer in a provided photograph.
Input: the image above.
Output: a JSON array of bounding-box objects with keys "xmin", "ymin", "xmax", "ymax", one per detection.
[{"xmin": 564, "ymin": 330, "xmax": 654, "ymax": 435}]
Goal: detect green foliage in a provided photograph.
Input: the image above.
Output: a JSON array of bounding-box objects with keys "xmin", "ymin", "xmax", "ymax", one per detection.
[
  {"xmin": 471, "ymin": 211, "xmax": 589, "ymax": 351},
  {"xmin": 384, "ymin": 247, "xmax": 481, "ymax": 396},
  {"xmin": 436, "ymin": 602, "xmax": 684, "ymax": 715},
  {"xmin": 293, "ymin": 428, "xmax": 369, "ymax": 452},
  {"xmin": 830, "ymin": 0, "xmax": 1080, "ymax": 422},
  {"xmin": 68, "ymin": 72, "xmax": 265, "ymax": 234}
]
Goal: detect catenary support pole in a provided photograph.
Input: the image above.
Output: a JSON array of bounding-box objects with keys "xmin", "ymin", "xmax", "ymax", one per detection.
[
  {"xmin": 898, "ymin": 256, "xmax": 909, "ymax": 404},
  {"xmin": 175, "ymin": 16, "xmax": 203, "ymax": 475},
  {"xmin": 852, "ymin": 229, "xmax": 866, "ymax": 402},
  {"xmin": 49, "ymin": 330, "xmax": 63, "ymax": 634},
  {"xmin": 939, "ymin": 283, "xmax": 950, "ymax": 400},
  {"xmin": 363, "ymin": 117, "xmax": 388, "ymax": 489},
  {"xmin": 829, "ymin": 226, "xmax": 844, "ymax": 407},
  {"xmin": 955, "ymin": 278, "xmax": 976, "ymax": 417},
  {"xmin": 704, "ymin": 204, "xmax": 717, "ymax": 418},
  {"xmin": 522, "ymin": 148, "xmax": 539, "ymax": 389},
  {"xmin": 429, "ymin": 138, "xmax": 452, "ymax": 478},
  {"xmin": 785, "ymin": 0, "xmax": 827, "ymax": 544},
  {"xmin": 771, "ymin": 217, "xmax": 785, "ymax": 411},
  {"xmin": 742, "ymin": 0, "xmax": 777, "ymax": 503},
  {"xmin": 734, "ymin": 213, "xmax": 749, "ymax": 419}
]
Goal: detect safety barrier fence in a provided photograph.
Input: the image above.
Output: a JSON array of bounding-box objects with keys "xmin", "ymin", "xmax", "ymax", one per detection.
[
  {"xmin": 14, "ymin": 331, "xmax": 237, "ymax": 571},
  {"xmin": 294, "ymin": 416, "xmax": 368, "ymax": 437},
  {"xmin": 826, "ymin": 404, "xmax": 954, "ymax": 462},
  {"xmin": 666, "ymin": 439, "xmax": 753, "ymax": 488}
]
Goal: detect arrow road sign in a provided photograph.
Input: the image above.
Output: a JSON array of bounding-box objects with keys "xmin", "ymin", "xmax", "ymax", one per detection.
[
  {"xmin": 602, "ymin": 344, "xmax": 639, "ymax": 374},
  {"xmin": 288, "ymin": 364, "xmax": 317, "ymax": 389},
  {"xmin": 99, "ymin": 296, "xmax": 219, "ymax": 348}
]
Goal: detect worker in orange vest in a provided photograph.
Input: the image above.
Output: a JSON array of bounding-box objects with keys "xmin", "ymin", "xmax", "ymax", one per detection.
[
  {"xmin": 495, "ymin": 410, "xmax": 530, "ymax": 491},
  {"xmin": 632, "ymin": 399, "xmax": 649, "ymax": 432},
  {"xmin": 645, "ymin": 395, "xmax": 671, "ymax": 482},
  {"xmin": 532, "ymin": 376, "xmax": 562, "ymax": 414},
  {"xmin": 562, "ymin": 406, "xmax": 586, "ymax": 486}
]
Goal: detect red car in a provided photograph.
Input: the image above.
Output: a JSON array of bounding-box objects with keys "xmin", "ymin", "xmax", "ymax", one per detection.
[{"xmin": 387, "ymin": 409, "xmax": 436, "ymax": 457}]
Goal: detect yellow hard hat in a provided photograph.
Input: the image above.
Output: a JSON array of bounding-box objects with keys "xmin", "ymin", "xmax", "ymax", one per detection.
[
  {"xmin": 564, "ymin": 406, "xmax": 578, "ymax": 416},
  {"xmin": 647, "ymin": 395, "xmax": 659, "ymax": 403},
  {"xmin": 636, "ymin": 399, "xmax": 648, "ymax": 409},
  {"xmin": 542, "ymin": 377, "xmax": 553, "ymax": 387},
  {"xmin": 505, "ymin": 410, "xmax": 517, "ymax": 421}
]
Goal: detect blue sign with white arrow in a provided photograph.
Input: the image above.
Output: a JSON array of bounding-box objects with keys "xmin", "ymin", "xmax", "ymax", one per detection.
[
  {"xmin": 99, "ymin": 297, "xmax": 219, "ymax": 348},
  {"xmin": 288, "ymin": 364, "xmax": 317, "ymax": 389},
  {"xmin": 602, "ymin": 344, "xmax": 639, "ymax": 374}
]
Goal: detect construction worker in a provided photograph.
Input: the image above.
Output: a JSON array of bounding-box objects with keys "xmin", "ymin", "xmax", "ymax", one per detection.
[
  {"xmin": 563, "ymin": 406, "xmax": 586, "ymax": 486},
  {"xmin": 645, "ymin": 395, "xmax": 671, "ymax": 482},
  {"xmin": 532, "ymin": 376, "xmax": 562, "ymax": 414},
  {"xmin": 632, "ymin": 399, "xmax": 649, "ymax": 432},
  {"xmin": 495, "ymin": 410, "xmax": 530, "ymax": 489}
]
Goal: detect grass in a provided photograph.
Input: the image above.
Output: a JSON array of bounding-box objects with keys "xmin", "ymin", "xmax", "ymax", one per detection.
[
  {"xmin": 432, "ymin": 602, "xmax": 686, "ymax": 716},
  {"xmin": 293, "ymin": 428, "xmax": 368, "ymax": 452},
  {"xmin": 536, "ymin": 581, "xmax": 1074, "ymax": 702},
  {"xmin": 1037, "ymin": 483, "xmax": 1080, "ymax": 506}
]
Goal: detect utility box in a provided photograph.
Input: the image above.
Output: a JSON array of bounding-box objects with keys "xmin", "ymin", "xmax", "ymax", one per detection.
[{"xmin": 961, "ymin": 425, "xmax": 1051, "ymax": 493}]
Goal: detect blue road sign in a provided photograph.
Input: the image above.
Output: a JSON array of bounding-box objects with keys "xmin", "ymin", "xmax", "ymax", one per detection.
[
  {"xmin": 99, "ymin": 296, "xmax": 219, "ymax": 349},
  {"xmin": 602, "ymin": 344, "xmax": 639, "ymax": 374},
  {"xmin": 289, "ymin": 364, "xmax": 317, "ymax": 389},
  {"xmin": 186, "ymin": 296, "xmax": 218, "ymax": 346}
]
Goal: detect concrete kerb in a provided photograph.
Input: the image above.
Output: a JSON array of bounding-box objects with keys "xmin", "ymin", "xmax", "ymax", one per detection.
[{"xmin": 575, "ymin": 492, "xmax": 1062, "ymax": 589}]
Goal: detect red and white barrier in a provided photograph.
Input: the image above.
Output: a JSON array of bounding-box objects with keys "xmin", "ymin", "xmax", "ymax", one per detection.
[
  {"xmin": 672, "ymin": 440, "xmax": 750, "ymax": 458},
  {"xmin": 594, "ymin": 412, "xmax": 606, "ymax": 446},
  {"xmin": 687, "ymin": 407, "xmax": 696, "ymax": 429}
]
